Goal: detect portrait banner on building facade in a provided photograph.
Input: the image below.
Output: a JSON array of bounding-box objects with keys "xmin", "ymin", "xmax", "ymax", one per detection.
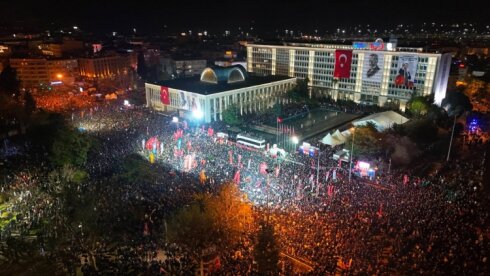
[
  {"xmin": 334, "ymin": 50, "xmax": 353, "ymax": 79},
  {"xmin": 160, "ymin": 86, "xmax": 170, "ymax": 105},
  {"xmin": 362, "ymin": 52, "xmax": 384, "ymax": 83},
  {"xmin": 178, "ymin": 91, "xmax": 201, "ymax": 112},
  {"xmin": 394, "ymin": 55, "xmax": 418, "ymax": 88}
]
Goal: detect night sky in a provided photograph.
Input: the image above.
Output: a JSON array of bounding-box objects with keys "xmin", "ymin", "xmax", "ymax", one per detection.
[{"xmin": 1, "ymin": 0, "xmax": 489, "ymax": 34}]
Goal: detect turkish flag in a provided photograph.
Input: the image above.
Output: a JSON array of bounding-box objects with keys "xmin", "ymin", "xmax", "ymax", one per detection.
[
  {"xmin": 160, "ymin": 86, "xmax": 170, "ymax": 105},
  {"xmin": 333, "ymin": 50, "xmax": 353, "ymax": 79}
]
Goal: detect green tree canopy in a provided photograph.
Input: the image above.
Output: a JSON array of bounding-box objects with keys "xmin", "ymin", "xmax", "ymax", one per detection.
[
  {"xmin": 345, "ymin": 122, "xmax": 383, "ymax": 159},
  {"xmin": 287, "ymin": 78, "xmax": 309, "ymax": 100},
  {"xmin": 222, "ymin": 104, "xmax": 242, "ymax": 126},
  {"xmin": 273, "ymin": 100, "xmax": 282, "ymax": 117},
  {"xmin": 441, "ymin": 91, "xmax": 473, "ymax": 117},
  {"xmin": 118, "ymin": 154, "xmax": 162, "ymax": 185},
  {"xmin": 50, "ymin": 127, "xmax": 92, "ymax": 167},
  {"xmin": 404, "ymin": 118, "xmax": 439, "ymax": 146},
  {"xmin": 408, "ymin": 96, "xmax": 430, "ymax": 117}
]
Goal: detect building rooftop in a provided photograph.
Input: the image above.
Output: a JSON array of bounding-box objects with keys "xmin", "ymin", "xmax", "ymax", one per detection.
[{"xmin": 155, "ymin": 74, "xmax": 293, "ymax": 95}]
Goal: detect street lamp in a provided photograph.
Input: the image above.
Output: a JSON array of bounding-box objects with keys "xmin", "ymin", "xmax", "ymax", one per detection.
[
  {"xmin": 193, "ymin": 109, "xmax": 204, "ymax": 120},
  {"xmin": 291, "ymin": 136, "xmax": 299, "ymax": 153}
]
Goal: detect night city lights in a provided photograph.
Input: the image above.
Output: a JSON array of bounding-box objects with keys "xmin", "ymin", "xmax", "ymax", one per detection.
[{"xmin": 0, "ymin": 0, "xmax": 489, "ymax": 274}]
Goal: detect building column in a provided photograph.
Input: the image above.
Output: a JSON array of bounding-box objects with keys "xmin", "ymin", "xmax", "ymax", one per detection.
[
  {"xmin": 378, "ymin": 96, "xmax": 388, "ymax": 108},
  {"xmin": 204, "ymin": 98, "xmax": 211, "ymax": 123},
  {"xmin": 219, "ymin": 97, "xmax": 223, "ymax": 121},
  {"xmin": 240, "ymin": 94, "xmax": 243, "ymax": 115},
  {"xmin": 214, "ymin": 98, "xmax": 217, "ymax": 121}
]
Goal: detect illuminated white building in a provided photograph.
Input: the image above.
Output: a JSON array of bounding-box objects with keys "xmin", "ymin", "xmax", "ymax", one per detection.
[
  {"xmin": 247, "ymin": 40, "xmax": 451, "ymax": 110},
  {"xmin": 145, "ymin": 65, "xmax": 296, "ymax": 123}
]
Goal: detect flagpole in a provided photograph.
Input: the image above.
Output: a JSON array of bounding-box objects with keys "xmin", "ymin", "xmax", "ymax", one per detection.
[
  {"xmin": 276, "ymin": 119, "xmax": 278, "ymax": 145},
  {"xmin": 316, "ymin": 150, "xmax": 320, "ymax": 195}
]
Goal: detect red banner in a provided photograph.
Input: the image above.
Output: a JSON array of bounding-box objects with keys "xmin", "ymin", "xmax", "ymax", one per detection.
[
  {"xmin": 233, "ymin": 170, "xmax": 240, "ymax": 184},
  {"xmin": 259, "ymin": 162, "xmax": 267, "ymax": 174},
  {"xmin": 160, "ymin": 86, "xmax": 170, "ymax": 105},
  {"xmin": 333, "ymin": 50, "xmax": 353, "ymax": 79}
]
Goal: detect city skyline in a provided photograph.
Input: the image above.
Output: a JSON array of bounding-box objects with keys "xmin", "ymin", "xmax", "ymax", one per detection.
[{"xmin": 2, "ymin": 0, "xmax": 489, "ymax": 35}]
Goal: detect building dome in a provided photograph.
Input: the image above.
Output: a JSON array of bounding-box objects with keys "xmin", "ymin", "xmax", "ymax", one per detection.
[{"xmin": 200, "ymin": 65, "xmax": 247, "ymax": 84}]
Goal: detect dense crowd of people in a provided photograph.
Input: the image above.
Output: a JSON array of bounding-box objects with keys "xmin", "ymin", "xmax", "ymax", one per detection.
[{"xmin": 1, "ymin": 98, "xmax": 489, "ymax": 274}]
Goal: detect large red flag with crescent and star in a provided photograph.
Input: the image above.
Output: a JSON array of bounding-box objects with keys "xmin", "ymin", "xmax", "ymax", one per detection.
[
  {"xmin": 160, "ymin": 86, "xmax": 170, "ymax": 105},
  {"xmin": 333, "ymin": 50, "xmax": 353, "ymax": 79}
]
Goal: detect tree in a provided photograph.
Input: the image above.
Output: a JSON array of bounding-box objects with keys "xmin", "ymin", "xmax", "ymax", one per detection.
[
  {"xmin": 0, "ymin": 65, "xmax": 20, "ymax": 99},
  {"xmin": 118, "ymin": 154, "xmax": 161, "ymax": 185},
  {"xmin": 23, "ymin": 90, "xmax": 36, "ymax": 117},
  {"xmin": 287, "ymin": 78, "xmax": 309, "ymax": 100},
  {"xmin": 345, "ymin": 122, "xmax": 383, "ymax": 158},
  {"xmin": 254, "ymin": 221, "xmax": 280, "ymax": 275},
  {"xmin": 222, "ymin": 104, "xmax": 242, "ymax": 126},
  {"xmin": 273, "ymin": 100, "xmax": 282, "ymax": 117},
  {"xmin": 441, "ymin": 91, "xmax": 473, "ymax": 118},
  {"xmin": 404, "ymin": 119, "xmax": 439, "ymax": 146},
  {"xmin": 384, "ymin": 134, "xmax": 421, "ymax": 166},
  {"xmin": 136, "ymin": 52, "xmax": 148, "ymax": 80},
  {"xmin": 167, "ymin": 202, "xmax": 215, "ymax": 253},
  {"xmin": 206, "ymin": 183, "xmax": 253, "ymax": 247},
  {"xmin": 441, "ymin": 91, "xmax": 473, "ymax": 161},
  {"xmin": 408, "ymin": 96, "xmax": 430, "ymax": 117},
  {"xmin": 296, "ymin": 78, "xmax": 309, "ymax": 99},
  {"xmin": 50, "ymin": 127, "xmax": 92, "ymax": 167}
]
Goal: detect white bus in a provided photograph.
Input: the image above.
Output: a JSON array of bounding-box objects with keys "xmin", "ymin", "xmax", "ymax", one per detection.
[{"xmin": 236, "ymin": 133, "xmax": 266, "ymax": 149}]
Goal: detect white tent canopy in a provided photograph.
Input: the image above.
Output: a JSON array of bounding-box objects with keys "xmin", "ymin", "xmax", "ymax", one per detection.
[
  {"xmin": 352, "ymin": 111, "xmax": 409, "ymax": 131},
  {"xmin": 332, "ymin": 129, "xmax": 346, "ymax": 143},
  {"xmin": 320, "ymin": 133, "xmax": 344, "ymax": 146}
]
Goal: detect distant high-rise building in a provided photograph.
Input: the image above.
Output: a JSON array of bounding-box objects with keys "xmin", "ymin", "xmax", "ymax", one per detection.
[{"xmin": 247, "ymin": 40, "xmax": 451, "ymax": 110}]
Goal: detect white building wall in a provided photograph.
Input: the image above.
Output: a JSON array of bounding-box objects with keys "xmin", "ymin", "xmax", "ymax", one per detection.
[
  {"xmin": 247, "ymin": 43, "xmax": 444, "ymax": 110},
  {"xmin": 145, "ymin": 78, "xmax": 296, "ymax": 123}
]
